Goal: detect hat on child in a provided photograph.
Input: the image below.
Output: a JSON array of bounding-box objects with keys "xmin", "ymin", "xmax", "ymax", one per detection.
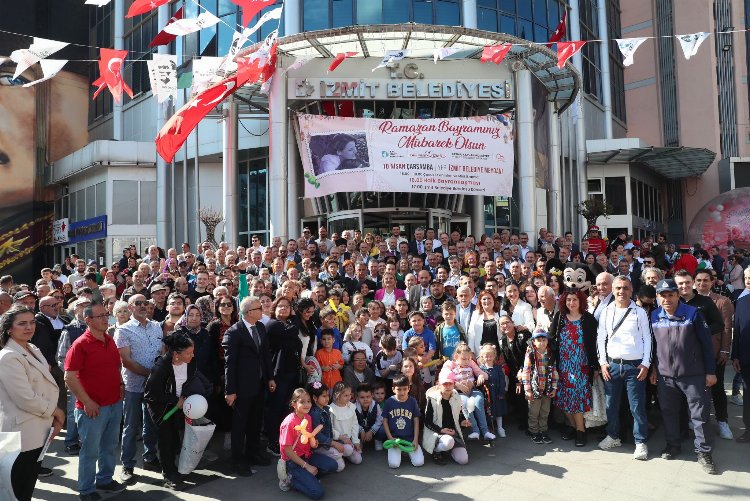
[
  {"xmin": 531, "ymin": 329, "xmax": 549, "ymax": 339},
  {"xmin": 438, "ymin": 369, "xmax": 457, "ymax": 385}
]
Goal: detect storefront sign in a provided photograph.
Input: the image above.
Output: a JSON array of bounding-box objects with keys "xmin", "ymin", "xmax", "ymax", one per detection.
[
  {"xmin": 295, "ymin": 114, "xmax": 514, "ymax": 198},
  {"xmin": 52, "ymin": 218, "xmax": 69, "ymax": 244},
  {"xmin": 68, "ymin": 215, "xmax": 107, "ymax": 244}
]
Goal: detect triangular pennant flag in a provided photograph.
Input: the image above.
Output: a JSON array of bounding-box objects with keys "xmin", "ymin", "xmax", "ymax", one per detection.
[
  {"xmin": 615, "ymin": 37, "xmax": 647, "ymax": 66},
  {"xmin": 146, "ymin": 54, "xmax": 177, "ymax": 103},
  {"xmin": 156, "ymin": 57, "xmax": 265, "ymax": 162},
  {"xmin": 288, "ymin": 55, "xmax": 314, "ymax": 72},
  {"xmin": 9, "ymin": 37, "xmax": 68, "ymax": 79},
  {"xmin": 91, "ymin": 48, "xmax": 133, "ymax": 104},
  {"xmin": 557, "ymin": 40, "xmax": 586, "ymax": 69},
  {"xmin": 22, "ymin": 59, "xmax": 68, "ymax": 87},
  {"xmin": 191, "ymin": 56, "xmax": 225, "ymax": 95},
  {"xmin": 126, "ymin": 0, "xmax": 170, "ymax": 18},
  {"xmin": 372, "ymin": 49, "xmax": 409, "ymax": 71},
  {"xmin": 481, "ymin": 44, "xmax": 512, "ymax": 65},
  {"xmin": 149, "ymin": 7, "xmax": 183, "ymax": 48},
  {"xmin": 433, "ymin": 47, "xmax": 461, "ymax": 63},
  {"xmin": 163, "ymin": 11, "xmax": 220, "ymax": 36},
  {"xmin": 85, "ymin": 0, "xmax": 112, "ymax": 5},
  {"xmin": 242, "ymin": 6, "xmax": 283, "ymax": 38},
  {"xmin": 230, "ymin": 0, "xmax": 277, "ymax": 28},
  {"xmin": 328, "ymin": 52, "xmax": 358, "ymax": 73},
  {"xmin": 547, "ymin": 10, "xmax": 567, "ymax": 46},
  {"xmin": 676, "ymin": 32, "xmax": 710, "ymax": 60}
]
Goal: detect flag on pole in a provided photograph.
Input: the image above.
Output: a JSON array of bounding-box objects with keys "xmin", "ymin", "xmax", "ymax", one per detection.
[
  {"xmin": 146, "ymin": 54, "xmax": 177, "ymax": 103},
  {"xmin": 126, "ymin": 0, "xmax": 170, "ymax": 18},
  {"xmin": 676, "ymin": 32, "xmax": 710, "ymax": 60},
  {"xmin": 149, "ymin": 7, "xmax": 184, "ymax": 48},
  {"xmin": 547, "ymin": 11, "xmax": 567, "ymax": 46},
  {"xmin": 372, "ymin": 49, "xmax": 409, "ymax": 71},
  {"xmin": 9, "ymin": 37, "xmax": 68, "ymax": 79},
  {"xmin": 480, "ymin": 44, "xmax": 512, "ymax": 65},
  {"xmin": 163, "ymin": 12, "xmax": 220, "ymax": 36},
  {"xmin": 433, "ymin": 47, "xmax": 461, "ymax": 63},
  {"xmin": 22, "ymin": 59, "xmax": 68, "ymax": 87},
  {"xmin": 615, "ymin": 37, "xmax": 647, "ymax": 66},
  {"xmin": 91, "ymin": 48, "xmax": 133, "ymax": 104},
  {"xmin": 557, "ymin": 40, "xmax": 586, "ymax": 69},
  {"xmin": 328, "ymin": 52, "xmax": 358, "ymax": 73},
  {"xmin": 230, "ymin": 0, "xmax": 277, "ymax": 28}
]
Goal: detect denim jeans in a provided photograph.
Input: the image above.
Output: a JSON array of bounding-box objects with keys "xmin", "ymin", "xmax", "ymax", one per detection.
[
  {"xmin": 121, "ymin": 390, "xmax": 158, "ymax": 468},
  {"xmin": 286, "ymin": 453, "xmax": 338, "ymax": 500},
  {"xmin": 65, "ymin": 391, "xmax": 79, "ymax": 447},
  {"xmin": 604, "ymin": 360, "xmax": 648, "ymax": 443},
  {"xmin": 75, "ymin": 402, "xmax": 122, "ymax": 494},
  {"xmin": 461, "ymin": 390, "xmax": 489, "ymax": 435}
]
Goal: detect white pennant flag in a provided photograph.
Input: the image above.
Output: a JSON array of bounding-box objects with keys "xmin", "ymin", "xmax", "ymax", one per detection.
[
  {"xmin": 372, "ymin": 49, "xmax": 409, "ymax": 72},
  {"xmin": 163, "ymin": 11, "xmax": 220, "ymax": 36},
  {"xmin": 85, "ymin": 0, "xmax": 112, "ymax": 5},
  {"xmin": 615, "ymin": 37, "xmax": 647, "ymax": 66},
  {"xmin": 22, "ymin": 59, "xmax": 68, "ymax": 87},
  {"xmin": 433, "ymin": 47, "xmax": 461, "ymax": 64},
  {"xmin": 675, "ymin": 32, "xmax": 710, "ymax": 60},
  {"xmin": 146, "ymin": 54, "xmax": 177, "ymax": 103},
  {"xmin": 10, "ymin": 37, "xmax": 68, "ymax": 79},
  {"xmin": 242, "ymin": 6, "xmax": 283, "ymax": 39},
  {"xmin": 191, "ymin": 56, "xmax": 225, "ymax": 94},
  {"xmin": 287, "ymin": 55, "xmax": 314, "ymax": 72},
  {"xmin": 260, "ymin": 75, "xmax": 273, "ymax": 95}
]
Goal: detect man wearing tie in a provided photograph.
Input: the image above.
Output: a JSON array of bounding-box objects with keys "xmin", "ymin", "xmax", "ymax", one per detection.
[
  {"xmin": 223, "ymin": 296, "xmax": 276, "ymax": 476},
  {"xmin": 408, "ymin": 270, "xmax": 433, "ymax": 311},
  {"xmin": 408, "ymin": 227, "xmax": 427, "ymax": 256}
]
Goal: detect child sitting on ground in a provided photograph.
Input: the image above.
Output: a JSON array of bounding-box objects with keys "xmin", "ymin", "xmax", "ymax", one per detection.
[
  {"xmin": 308, "ymin": 382, "xmax": 349, "ymax": 473},
  {"xmin": 355, "ymin": 383, "xmax": 383, "ymax": 450},
  {"xmin": 380, "ymin": 375, "xmax": 425, "ymax": 469},
  {"xmin": 328, "ymin": 382, "xmax": 363, "ymax": 465},
  {"xmin": 478, "ymin": 343, "xmax": 507, "ymax": 438},
  {"xmin": 521, "ymin": 330, "xmax": 558, "ymax": 445},
  {"xmin": 423, "ymin": 370, "xmax": 470, "ymax": 465},
  {"xmin": 316, "ymin": 329, "xmax": 344, "ymax": 389}
]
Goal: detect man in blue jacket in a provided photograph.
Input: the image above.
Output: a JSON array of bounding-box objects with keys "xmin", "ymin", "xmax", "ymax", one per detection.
[
  {"xmin": 650, "ymin": 279, "xmax": 717, "ymax": 474},
  {"xmin": 733, "ymin": 292, "xmax": 750, "ymax": 443}
]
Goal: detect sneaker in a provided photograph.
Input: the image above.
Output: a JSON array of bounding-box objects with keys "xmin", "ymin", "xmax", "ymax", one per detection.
[
  {"xmin": 266, "ymin": 443, "xmax": 281, "ymax": 457},
  {"xmin": 163, "ymin": 477, "xmax": 185, "ymax": 491},
  {"xmin": 95, "ymin": 480, "xmax": 127, "ymax": 493},
  {"xmin": 729, "ymin": 394, "xmax": 744, "ymax": 406},
  {"xmin": 483, "ymin": 431, "xmax": 496, "ymax": 441},
  {"xmin": 531, "ymin": 433, "xmax": 545, "ymax": 444},
  {"xmin": 65, "ymin": 443, "xmax": 81, "ymax": 455},
  {"xmin": 717, "ymin": 421, "xmax": 733, "ymax": 440},
  {"xmin": 633, "ymin": 443, "xmax": 648, "ymax": 461},
  {"xmin": 598, "ymin": 435, "xmax": 622, "ymax": 450},
  {"xmin": 278, "ymin": 477, "xmax": 292, "ymax": 492},
  {"xmin": 467, "ymin": 432, "xmax": 480, "ymax": 440},
  {"xmin": 143, "ymin": 458, "xmax": 161, "ymax": 472},
  {"xmin": 79, "ymin": 493, "xmax": 102, "ymax": 501},
  {"xmin": 560, "ymin": 426, "xmax": 575, "ymax": 441},
  {"xmin": 541, "ymin": 432, "xmax": 553, "ymax": 444},
  {"xmin": 497, "ymin": 427, "xmax": 507, "ymax": 438},
  {"xmin": 660, "ymin": 445, "xmax": 682, "ymax": 460},
  {"xmin": 697, "ymin": 452, "xmax": 717, "ymax": 475},
  {"xmin": 120, "ymin": 467, "xmax": 135, "ymax": 484},
  {"xmin": 375, "ymin": 440, "xmax": 384, "ymax": 451},
  {"xmin": 38, "ymin": 466, "xmax": 53, "ymax": 478}
]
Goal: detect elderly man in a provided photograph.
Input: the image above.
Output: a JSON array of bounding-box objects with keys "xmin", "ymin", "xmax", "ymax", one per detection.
[
  {"xmin": 589, "ymin": 272, "xmax": 614, "ymax": 321},
  {"xmin": 114, "ymin": 295, "xmax": 164, "ymax": 483},
  {"xmin": 535, "ymin": 286, "xmax": 557, "ymax": 332}
]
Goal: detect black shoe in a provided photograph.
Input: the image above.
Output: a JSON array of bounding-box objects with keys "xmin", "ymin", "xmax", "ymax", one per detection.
[
  {"xmin": 163, "ymin": 476, "xmax": 186, "ymax": 491},
  {"xmin": 560, "ymin": 426, "xmax": 575, "ymax": 441},
  {"xmin": 95, "ymin": 480, "xmax": 127, "ymax": 493},
  {"xmin": 531, "ymin": 433, "xmax": 545, "ymax": 444},
  {"xmin": 65, "ymin": 443, "xmax": 81, "ymax": 455},
  {"xmin": 266, "ymin": 443, "xmax": 281, "ymax": 457},
  {"xmin": 575, "ymin": 430, "xmax": 587, "ymax": 447},
  {"xmin": 120, "ymin": 467, "xmax": 135, "ymax": 484},
  {"xmin": 541, "ymin": 432, "xmax": 553, "ymax": 444},
  {"xmin": 432, "ymin": 452, "xmax": 448, "ymax": 465},
  {"xmin": 232, "ymin": 463, "xmax": 255, "ymax": 477},
  {"xmin": 79, "ymin": 493, "xmax": 102, "ymax": 501},
  {"xmin": 697, "ymin": 452, "xmax": 717, "ymax": 474},
  {"xmin": 143, "ymin": 458, "xmax": 161, "ymax": 472},
  {"xmin": 249, "ymin": 451, "xmax": 272, "ymax": 466},
  {"xmin": 38, "ymin": 466, "xmax": 53, "ymax": 478},
  {"xmin": 660, "ymin": 445, "xmax": 682, "ymax": 460},
  {"xmin": 737, "ymin": 432, "xmax": 750, "ymax": 443}
]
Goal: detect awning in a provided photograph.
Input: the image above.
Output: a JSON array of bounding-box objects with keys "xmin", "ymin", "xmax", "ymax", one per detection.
[{"xmin": 586, "ymin": 146, "xmax": 716, "ymax": 179}]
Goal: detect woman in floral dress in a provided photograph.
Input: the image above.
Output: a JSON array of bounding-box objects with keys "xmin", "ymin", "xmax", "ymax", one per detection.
[{"xmin": 549, "ymin": 289, "xmax": 598, "ymax": 447}]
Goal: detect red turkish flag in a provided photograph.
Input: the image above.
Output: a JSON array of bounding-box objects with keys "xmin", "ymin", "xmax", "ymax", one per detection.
[
  {"xmin": 126, "ymin": 0, "xmax": 170, "ymax": 18},
  {"xmin": 547, "ymin": 11, "xmax": 567, "ymax": 47},
  {"xmin": 149, "ymin": 7, "xmax": 183, "ymax": 48},
  {"xmin": 230, "ymin": 0, "xmax": 276, "ymax": 27},
  {"xmin": 480, "ymin": 43, "xmax": 512, "ymax": 65},
  {"xmin": 557, "ymin": 41, "xmax": 586, "ymax": 69},
  {"xmin": 328, "ymin": 52, "xmax": 358, "ymax": 73},
  {"xmin": 91, "ymin": 48, "xmax": 133, "ymax": 104},
  {"xmin": 156, "ymin": 58, "xmax": 264, "ymax": 162}
]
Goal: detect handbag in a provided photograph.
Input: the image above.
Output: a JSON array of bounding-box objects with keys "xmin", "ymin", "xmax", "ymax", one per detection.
[{"xmin": 584, "ymin": 376, "xmax": 608, "ymax": 428}]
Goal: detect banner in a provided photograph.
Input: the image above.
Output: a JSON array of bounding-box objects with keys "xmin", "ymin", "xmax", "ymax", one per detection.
[
  {"xmin": 295, "ymin": 114, "xmax": 514, "ymax": 198},
  {"xmin": 52, "ymin": 218, "xmax": 69, "ymax": 244},
  {"xmin": 147, "ymin": 54, "xmax": 177, "ymax": 103}
]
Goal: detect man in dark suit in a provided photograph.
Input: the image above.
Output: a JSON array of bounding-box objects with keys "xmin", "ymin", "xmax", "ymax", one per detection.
[
  {"xmin": 732, "ymin": 291, "xmax": 750, "ymax": 443},
  {"xmin": 407, "ymin": 227, "xmax": 427, "ymax": 256},
  {"xmin": 223, "ymin": 296, "xmax": 276, "ymax": 475},
  {"xmin": 408, "ymin": 270, "xmax": 433, "ymax": 311}
]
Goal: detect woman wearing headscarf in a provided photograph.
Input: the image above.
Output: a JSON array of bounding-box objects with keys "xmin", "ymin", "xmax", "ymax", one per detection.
[
  {"xmin": 194, "ymin": 295, "xmax": 216, "ymax": 327},
  {"xmin": 174, "ymin": 305, "xmax": 219, "ymax": 397}
]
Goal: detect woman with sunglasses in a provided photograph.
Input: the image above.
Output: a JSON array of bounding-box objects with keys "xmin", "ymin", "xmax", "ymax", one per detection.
[{"xmin": 208, "ymin": 297, "xmax": 240, "ymax": 447}]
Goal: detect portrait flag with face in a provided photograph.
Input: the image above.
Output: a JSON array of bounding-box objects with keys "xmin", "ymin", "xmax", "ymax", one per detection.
[
  {"xmin": 146, "ymin": 54, "xmax": 177, "ymax": 103},
  {"xmin": 91, "ymin": 48, "xmax": 133, "ymax": 104},
  {"xmin": 230, "ymin": 0, "xmax": 277, "ymax": 28},
  {"xmin": 557, "ymin": 40, "xmax": 586, "ymax": 69},
  {"xmin": 9, "ymin": 37, "xmax": 68, "ymax": 80},
  {"xmin": 615, "ymin": 37, "xmax": 648, "ymax": 67},
  {"xmin": 126, "ymin": 0, "xmax": 170, "ymax": 18},
  {"xmin": 676, "ymin": 32, "xmax": 711, "ymax": 60},
  {"xmin": 149, "ymin": 7, "xmax": 184, "ymax": 48}
]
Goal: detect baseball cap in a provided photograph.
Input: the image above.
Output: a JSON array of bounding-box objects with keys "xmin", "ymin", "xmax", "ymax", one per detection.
[
  {"xmin": 13, "ymin": 291, "xmax": 36, "ymax": 301},
  {"xmin": 655, "ymin": 279, "xmax": 678, "ymax": 294},
  {"xmin": 150, "ymin": 283, "xmax": 167, "ymax": 293},
  {"xmin": 532, "ymin": 330, "xmax": 549, "ymax": 339}
]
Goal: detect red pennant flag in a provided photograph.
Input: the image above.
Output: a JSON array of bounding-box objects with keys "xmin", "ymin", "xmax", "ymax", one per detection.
[
  {"xmin": 547, "ymin": 11, "xmax": 567, "ymax": 47},
  {"xmin": 91, "ymin": 48, "xmax": 133, "ymax": 104},
  {"xmin": 260, "ymin": 42, "xmax": 278, "ymax": 83},
  {"xmin": 557, "ymin": 40, "xmax": 586, "ymax": 69},
  {"xmin": 230, "ymin": 0, "xmax": 276, "ymax": 27},
  {"xmin": 156, "ymin": 58, "xmax": 264, "ymax": 162},
  {"xmin": 328, "ymin": 52, "xmax": 358, "ymax": 73},
  {"xmin": 480, "ymin": 43, "xmax": 512, "ymax": 64},
  {"xmin": 126, "ymin": 0, "xmax": 170, "ymax": 18},
  {"xmin": 149, "ymin": 7, "xmax": 183, "ymax": 48}
]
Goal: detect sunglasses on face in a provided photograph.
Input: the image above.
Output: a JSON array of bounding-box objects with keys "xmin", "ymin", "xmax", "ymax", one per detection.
[
  {"xmin": 219, "ymin": 302, "xmax": 233, "ymax": 307},
  {"xmin": 133, "ymin": 301, "xmax": 148, "ymax": 306}
]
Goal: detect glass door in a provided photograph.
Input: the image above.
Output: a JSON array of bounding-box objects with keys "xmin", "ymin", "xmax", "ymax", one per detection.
[
  {"xmin": 428, "ymin": 209, "xmax": 452, "ymax": 235},
  {"xmin": 327, "ymin": 210, "xmax": 363, "ymax": 237}
]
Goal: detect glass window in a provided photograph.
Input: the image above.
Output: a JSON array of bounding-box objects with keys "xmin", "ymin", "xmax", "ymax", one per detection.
[
  {"xmin": 630, "ymin": 178, "xmax": 638, "ymax": 217},
  {"xmin": 69, "ymin": 191, "xmax": 77, "ymax": 222},
  {"xmin": 604, "ymin": 177, "xmax": 627, "ymax": 215},
  {"xmin": 435, "ymin": 0, "xmax": 460, "ymax": 26},
  {"xmin": 500, "ymin": 14, "xmax": 516, "ymax": 35},
  {"xmin": 478, "ymin": 0, "xmax": 497, "ymax": 7},
  {"xmin": 85, "ymin": 186, "xmax": 96, "ymax": 219},
  {"xmin": 518, "ymin": 19, "xmax": 533, "ymax": 40},
  {"xmin": 384, "ymin": 0, "xmax": 409, "ymax": 23},
  {"xmin": 357, "ymin": 0, "xmax": 382, "ymax": 24},
  {"xmin": 112, "ymin": 181, "xmax": 139, "ymax": 224},
  {"xmin": 500, "ymin": 0, "xmax": 516, "ymax": 14},
  {"xmin": 533, "ymin": 0, "xmax": 547, "ymax": 24},
  {"xmin": 534, "ymin": 23, "xmax": 547, "ymax": 42},
  {"xmin": 140, "ymin": 181, "xmax": 156, "ymax": 223},
  {"xmin": 478, "ymin": 8, "xmax": 499, "ymax": 31},
  {"xmin": 76, "ymin": 190, "xmax": 86, "ymax": 222},
  {"xmin": 518, "ymin": 0, "xmax": 532, "ymax": 20},
  {"xmin": 332, "ymin": 0, "xmax": 354, "ymax": 27},
  {"xmin": 413, "ymin": 0, "xmax": 433, "ymax": 23},
  {"xmin": 304, "ymin": 0, "xmax": 329, "ymax": 30},
  {"xmin": 95, "ymin": 182, "xmax": 106, "ymax": 217}
]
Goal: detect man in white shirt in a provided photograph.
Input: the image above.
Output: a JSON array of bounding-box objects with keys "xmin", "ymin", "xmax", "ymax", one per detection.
[
  {"xmin": 596, "ymin": 276, "xmax": 652, "ymax": 460},
  {"xmin": 67, "ymin": 259, "xmax": 87, "ymax": 292},
  {"xmin": 589, "ymin": 272, "xmax": 614, "ymax": 321}
]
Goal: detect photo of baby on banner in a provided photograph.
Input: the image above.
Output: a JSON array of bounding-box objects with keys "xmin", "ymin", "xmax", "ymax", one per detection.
[{"xmin": 310, "ymin": 132, "xmax": 370, "ymax": 175}]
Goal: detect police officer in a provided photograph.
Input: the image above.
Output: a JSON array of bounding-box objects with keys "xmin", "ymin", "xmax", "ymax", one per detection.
[{"xmin": 650, "ymin": 279, "xmax": 717, "ymax": 474}]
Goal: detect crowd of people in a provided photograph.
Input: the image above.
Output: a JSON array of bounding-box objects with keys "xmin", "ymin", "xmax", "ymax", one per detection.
[{"xmin": 0, "ymin": 224, "xmax": 749, "ymax": 500}]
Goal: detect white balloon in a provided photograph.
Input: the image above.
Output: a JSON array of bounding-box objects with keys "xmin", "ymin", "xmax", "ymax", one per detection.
[
  {"xmin": 715, "ymin": 204, "xmax": 724, "ymax": 212},
  {"xmin": 183, "ymin": 394, "xmax": 208, "ymax": 420}
]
